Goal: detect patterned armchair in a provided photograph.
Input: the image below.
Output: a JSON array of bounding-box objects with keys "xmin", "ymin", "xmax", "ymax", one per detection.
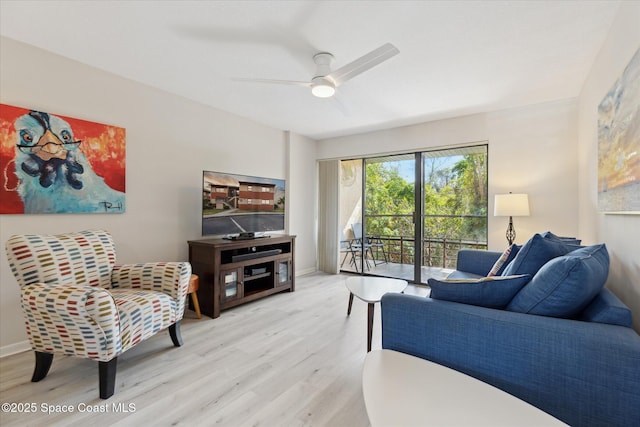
[{"xmin": 4, "ymin": 230, "xmax": 192, "ymax": 399}]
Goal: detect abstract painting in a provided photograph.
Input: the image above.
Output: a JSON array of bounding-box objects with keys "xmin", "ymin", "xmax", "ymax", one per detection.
[
  {"xmin": 0, "ymin": 104, "xmax": 126, "ymax": 214},
  {"xmin": 597, "ymin": 48, "xmax": 640, "ymax": 214}
]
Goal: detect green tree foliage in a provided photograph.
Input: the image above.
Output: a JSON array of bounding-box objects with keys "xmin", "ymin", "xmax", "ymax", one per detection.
[
  {"xmin": 365, "ymin": 162, "xmax": 415, "ymax": 238},
  {"xmin": 365, "ymin": 153, "xmax": 487, "ymax": 248},
  {"xmin": 424, "ymin": 154, "xmax": 487, "ymax": 242}
]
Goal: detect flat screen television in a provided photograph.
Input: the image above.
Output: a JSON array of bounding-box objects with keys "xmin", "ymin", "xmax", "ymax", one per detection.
[{"xmin": 202, "ymin": 170, "xmax": 286, "ymax": 237}]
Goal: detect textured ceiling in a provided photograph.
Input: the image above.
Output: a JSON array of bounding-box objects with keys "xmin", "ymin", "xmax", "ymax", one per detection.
[{"xmin": 0, "ymin": 0, "xmax": 620, "ymax": 140}]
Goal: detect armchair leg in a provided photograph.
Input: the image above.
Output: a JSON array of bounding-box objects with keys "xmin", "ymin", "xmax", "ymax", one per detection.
[
  {"xmin": 31, "ymin": 351, "xmax": 53, "ymax": 382},
  {"xmin": 169, "ymin": 321, "xmax": 183, "ymax": 347},
  {"xmin": 99, "ymin": 358, "xmax": 118, "ymax": 399}
]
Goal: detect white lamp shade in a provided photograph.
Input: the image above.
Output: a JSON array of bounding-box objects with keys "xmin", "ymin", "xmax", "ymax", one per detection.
[{"xmin": 494, "ymin": 193, "xmax": 530, "ymax": 217}]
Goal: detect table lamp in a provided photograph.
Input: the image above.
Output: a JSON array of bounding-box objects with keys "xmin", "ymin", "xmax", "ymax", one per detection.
[{"xmin": 494, "ymin": 193, "xmax": 530, "ymax": 245}]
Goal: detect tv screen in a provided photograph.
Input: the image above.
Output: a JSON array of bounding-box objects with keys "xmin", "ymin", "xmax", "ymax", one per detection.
[{"xmin": 202, "ymin": 171, "xmax": 286, "ymax": 237}]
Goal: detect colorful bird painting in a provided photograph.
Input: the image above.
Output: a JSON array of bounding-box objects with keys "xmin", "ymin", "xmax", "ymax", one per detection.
[{"xmin": 1, "ymin": 106, "xmax": 126, "ymax": 214}]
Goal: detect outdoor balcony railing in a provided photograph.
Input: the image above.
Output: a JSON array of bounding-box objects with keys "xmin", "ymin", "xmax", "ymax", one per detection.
[
  {"xmin": 365, "ymin": 235, "xmax": 487, "ymax": 269},
  {"xmin": 352, "ymin": 213, "xmax": 487, "ymax": 270}
]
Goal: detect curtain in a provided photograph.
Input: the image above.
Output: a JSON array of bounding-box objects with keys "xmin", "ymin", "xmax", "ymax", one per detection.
[{"xmin": 317, "ymin": 160, "xmax": 340, "ymax": 273}]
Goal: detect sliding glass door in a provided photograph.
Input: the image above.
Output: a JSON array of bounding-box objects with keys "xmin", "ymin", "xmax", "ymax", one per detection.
[
  {"xmin": 363, "ymin": 154, "xmax": 415, "ymax": 280},
  {"xmin": 339, "ymin": 145, "xmax": 487, "ymax": 284},
  {"xmin": 421, "ymin": 146, "xmax": 488, "ymax": 281}
]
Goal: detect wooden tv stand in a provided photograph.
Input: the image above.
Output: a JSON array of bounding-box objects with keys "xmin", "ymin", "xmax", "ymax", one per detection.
[{"xmin": 188, "ymin": 235, "xmax": 295, "ymax": 318}]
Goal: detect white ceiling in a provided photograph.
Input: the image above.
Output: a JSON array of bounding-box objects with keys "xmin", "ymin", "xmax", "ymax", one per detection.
[{"xmin": 0, "ymin": 0, "xmax": 620, "ymax": 140}]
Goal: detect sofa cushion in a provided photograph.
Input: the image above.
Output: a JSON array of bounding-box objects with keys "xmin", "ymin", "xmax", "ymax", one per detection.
[
  {"xmin": 110, "ymin": 289, "xmax": 178, "ymax": 351},
  {"xmin": 501, "ymin": 233, "xmax": 574, "ymax": 277},
  {"xmin": 446, "ymin": 270, "xmax": 484, "ymax": 280},
  {"xmin": 428, "ymin": 274, "xmax": 531, "ymax": 309},
  {"xmin": 506, "ymin": 244, "xmax": 609, "ymax": 318},
  {"xmin": 455, "ymin": 249, "xmax": 502, "ymax": 276},
  {"xmin": 579, "ymin": 288, "xmax": 633, "ymax": 327},
  {"xmin": 487, "ymin": 244, "xmax": 520, "ymax": 276}
]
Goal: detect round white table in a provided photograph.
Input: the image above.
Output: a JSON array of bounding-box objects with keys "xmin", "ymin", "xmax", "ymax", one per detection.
[
  {"xmin": 345, "ymin": 276, "xmax": 408, "ymax": 352},
  {"xmin": 363, "ymin": 349, "xmax": 567, "ymax": 426}
]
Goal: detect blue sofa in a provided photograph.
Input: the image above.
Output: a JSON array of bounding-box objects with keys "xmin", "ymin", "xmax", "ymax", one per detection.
[{"xmin": 381, "ymin": 247, "xmax": 640, "ymax": 427}]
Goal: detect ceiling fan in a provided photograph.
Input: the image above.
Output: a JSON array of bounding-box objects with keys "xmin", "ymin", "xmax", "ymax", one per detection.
[{"xmin": 234, "ymin": 43, "xmax": 399, "ymax": 98}]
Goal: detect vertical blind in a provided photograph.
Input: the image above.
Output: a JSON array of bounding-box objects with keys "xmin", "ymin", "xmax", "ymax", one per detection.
[{"xmin": 317, "ymin": 160, "xmax": 340, "ymax": 273}]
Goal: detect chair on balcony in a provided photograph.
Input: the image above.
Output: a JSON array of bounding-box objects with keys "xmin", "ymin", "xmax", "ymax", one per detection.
[
  {"xmin": 352, "ymin": 222, "xmax": 388, "ymax": 266},
  {"xmin": 4, "ymin": 229, "xmax": 192, "ymax": 399},
  {"xmin": 340, "ymin": 230, "xmax": 361, "ymax": 272}
]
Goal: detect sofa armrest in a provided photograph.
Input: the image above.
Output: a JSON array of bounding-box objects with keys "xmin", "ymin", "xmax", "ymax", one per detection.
[
  {"xmin": 579, "ymin": 287, "xmax": 633, "ymax": 327},
  {"xmin": 111, "ymin": 262, "xmax": 191, "ymax": 302},
  {"xmin": 455, "ymin": 249, "xmax": 501, "ymax": 276},
  {"xmin": 381, "ymin": 293, "xmax": 640, "ymax": 427}
]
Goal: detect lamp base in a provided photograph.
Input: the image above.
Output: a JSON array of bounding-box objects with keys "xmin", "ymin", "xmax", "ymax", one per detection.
[{"xmin": 505, "ymin": 216, "xmax": 516, "ymax": 246}]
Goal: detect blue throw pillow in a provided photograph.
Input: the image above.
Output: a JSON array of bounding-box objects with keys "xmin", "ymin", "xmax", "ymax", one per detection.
[
  {"xmin": 506, "ymin": 244, "xmax": 609, "ymax": 318},
  {"xmin": 540, "ymin": 231, "xmax": 582, "ymax": 246},
  {"xmin": 501, "ymin": 233, "xmax": 574, "ymax": 277},
  {"xmin": 428, "ymin": 275, "xmax": 531, "ymax": 309}
]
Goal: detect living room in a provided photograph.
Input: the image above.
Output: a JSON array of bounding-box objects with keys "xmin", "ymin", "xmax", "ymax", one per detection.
[{"xmin": 1, "ymin": 1, "xmax": 639, "ymax": 425}]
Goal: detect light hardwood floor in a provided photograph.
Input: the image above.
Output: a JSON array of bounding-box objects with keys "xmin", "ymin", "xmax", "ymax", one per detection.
[{"xmin": 0, "ymin": 272, "xmax": 429, "ymax": 427}]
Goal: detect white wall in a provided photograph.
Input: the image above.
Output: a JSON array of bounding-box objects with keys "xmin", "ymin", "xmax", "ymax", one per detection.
[
  {"xmin": 316, "ymin": 3, "xmax": 640, "ymax": 332},
  {"xmin": 287, "ymin": 131, "xmax": 318, "ymax": 275},
  {"xmin": 0, "ymin": 37, "xmax": 317, "ymax": 353},
  {"xmin": 487, "ymin": 100, "xmax": 579, "ymax": 247},
  {"xmin": 577, "ymin": 1, "xmax": 640, "ymax": 330},
  {"xmin": 318, "ymin": 99, "xmax": 579, "ymax": 251}
]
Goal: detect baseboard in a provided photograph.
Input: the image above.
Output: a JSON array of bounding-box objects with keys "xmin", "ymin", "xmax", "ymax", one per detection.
[
  {"xmin": 0, "ymin": 340, "xmax": 30, "ymax": 358},
  {"xmin": 296, "ymin": 267, "xmax": 317, "ymax": 276}
]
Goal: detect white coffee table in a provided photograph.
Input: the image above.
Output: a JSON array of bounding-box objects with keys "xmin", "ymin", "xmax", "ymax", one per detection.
[
  {"xmin": 363, "ymin": 349, "xmax": 567, "ymax": 426},
  {"xmin": 345, "ymin": 276, "xmax": 408, "ymax": 352}
]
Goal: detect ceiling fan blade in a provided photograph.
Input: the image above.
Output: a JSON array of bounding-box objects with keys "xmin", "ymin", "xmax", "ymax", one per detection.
[
  {"xmin": 232, "ymin": 77, "xmax": 311, "ymax": 88},
  {"xmin": 327, "ymin": 43, "xmax": 399, "ymax": 86},
  {"xmin": 330, "ymin": 93, "xmax": 350, "ymax": 116}
]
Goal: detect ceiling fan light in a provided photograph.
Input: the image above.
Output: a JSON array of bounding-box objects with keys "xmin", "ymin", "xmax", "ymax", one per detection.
[{"xmin": 311, "ymin": 79, "xmax": 336, "ymax": 98}]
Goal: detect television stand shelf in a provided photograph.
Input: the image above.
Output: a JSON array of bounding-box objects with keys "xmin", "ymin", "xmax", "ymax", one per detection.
[{"xmin": 188, "ymin": 235, "xmax": 295, "ymax": 318}]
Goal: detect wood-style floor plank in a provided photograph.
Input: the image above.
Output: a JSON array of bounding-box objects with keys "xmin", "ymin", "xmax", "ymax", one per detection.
[{"xmin": 0, "ymin": 273, "xmax": 428, "ymax": 426}]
